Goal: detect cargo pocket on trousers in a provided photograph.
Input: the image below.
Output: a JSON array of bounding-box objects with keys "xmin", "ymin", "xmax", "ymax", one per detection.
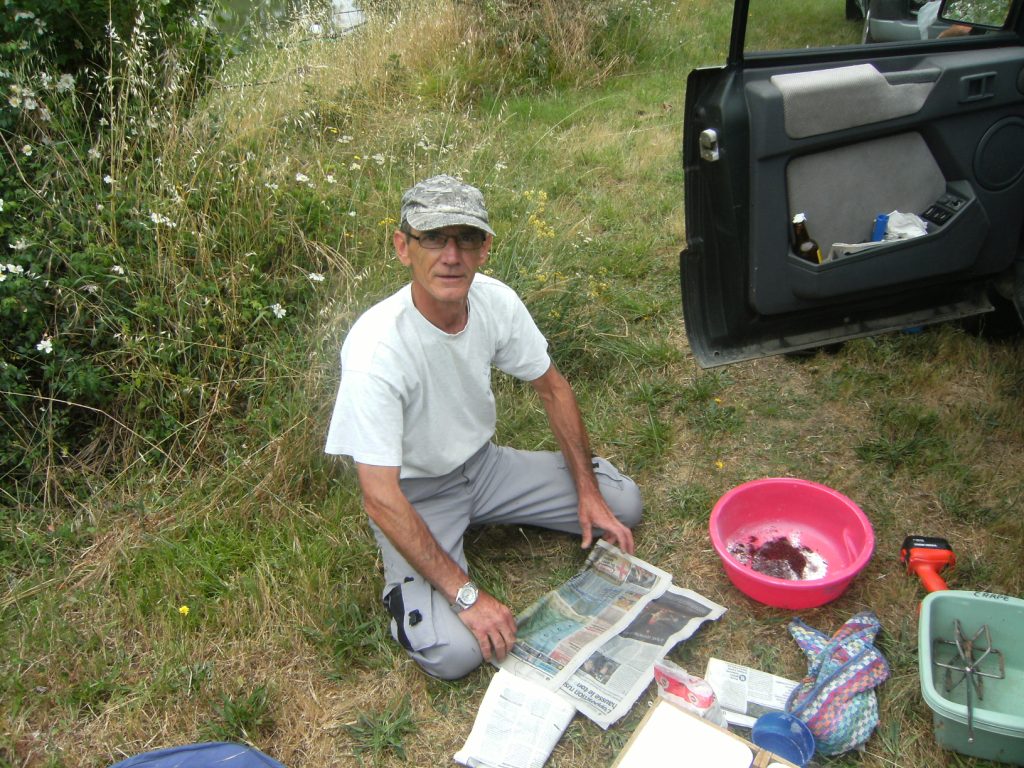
[
  {"xmin": 591, "ymin": 456, "xmax": 625, "ymax": 489},
  {"xmin": 382, "ymin": 575, "xmax": 444, "ymax": 652}
]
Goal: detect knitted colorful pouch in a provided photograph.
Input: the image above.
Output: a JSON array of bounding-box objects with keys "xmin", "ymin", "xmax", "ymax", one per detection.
[{"xmin": 785, "ymin": 611, "xmax": 890, "ymax": 756}]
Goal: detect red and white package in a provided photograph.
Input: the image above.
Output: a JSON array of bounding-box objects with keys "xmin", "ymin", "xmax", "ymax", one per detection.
[{"xmin": 653, "ymin": 659, "xmax": 727, "ymax": 727}]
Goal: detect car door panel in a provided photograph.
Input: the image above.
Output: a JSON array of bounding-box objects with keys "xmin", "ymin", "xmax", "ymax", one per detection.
[{"xmin": 683, "ymin": 15, "xmax": 1024, "ymax": 367}]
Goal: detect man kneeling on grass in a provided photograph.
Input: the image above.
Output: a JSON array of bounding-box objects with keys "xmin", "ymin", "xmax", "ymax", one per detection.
[{"xmin": 325, "ymin": 175, "xmax": 642, "ymax": 679}]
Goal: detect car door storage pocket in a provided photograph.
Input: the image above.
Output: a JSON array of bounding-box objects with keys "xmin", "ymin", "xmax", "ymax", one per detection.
[
  {"xmin": 785, "ymin": 181, "xmax": 988, "ymax": 301},
  {"xmin": 779, "ymin": 131, "xmax": 987, "ymax": 300}
]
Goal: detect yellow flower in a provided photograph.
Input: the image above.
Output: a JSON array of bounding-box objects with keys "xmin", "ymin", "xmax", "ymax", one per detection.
[
  {"xmin": 714, "ymin": 397, "xmax": 723, "ymax": 404},
  {"xmin": 179, "ymin": 605, "xmax": 190, "ymax": 616},
  {"xmin": 715, "ymin": 460, "xmax": 725, "ymax": 470}
]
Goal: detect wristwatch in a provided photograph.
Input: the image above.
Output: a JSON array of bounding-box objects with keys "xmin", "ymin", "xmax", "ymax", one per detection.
[{"xmin": 453, "ymin": 581, "xmax": 479, "ymax": 611}]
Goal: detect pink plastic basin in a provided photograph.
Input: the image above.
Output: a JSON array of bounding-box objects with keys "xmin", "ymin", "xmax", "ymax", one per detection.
[{"xmin": 709, "ymin": 478, "xmax": 874, "ymax": 609}]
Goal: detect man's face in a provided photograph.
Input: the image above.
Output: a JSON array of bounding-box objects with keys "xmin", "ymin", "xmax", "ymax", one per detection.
[{"xmin": 394, "ymin": 225, "xmax": 491, "ymax": 311}]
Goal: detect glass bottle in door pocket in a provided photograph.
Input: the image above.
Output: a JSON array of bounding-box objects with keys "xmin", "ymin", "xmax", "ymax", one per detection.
[{"xmin": 791, "ymin": 213, "xmax": 822, "ymax": 264}]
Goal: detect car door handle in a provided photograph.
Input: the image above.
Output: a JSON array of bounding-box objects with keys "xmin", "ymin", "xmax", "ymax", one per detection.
[
  {"xmin": 699, "ymin": 129, "xmax": 720, "ymax": 162},
  {"xmin": 959, "ymin": 71, "xmax": 996, "ymax": 103}
]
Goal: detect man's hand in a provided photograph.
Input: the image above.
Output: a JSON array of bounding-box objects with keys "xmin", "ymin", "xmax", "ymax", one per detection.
[
  {"xmin": 579, "ymin": 494, "xmax": 635, "ymax": 555},
  {"xmin": 458, "ymin": 591, "xmax": 518, "ymax": 663}
]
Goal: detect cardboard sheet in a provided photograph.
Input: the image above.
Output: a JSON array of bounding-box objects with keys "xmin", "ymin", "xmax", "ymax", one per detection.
[{"xmin": 613, "ymin": 700, "xmax": 754, "ymax": 768}]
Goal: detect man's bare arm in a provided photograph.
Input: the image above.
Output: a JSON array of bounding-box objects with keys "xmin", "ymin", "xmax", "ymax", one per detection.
[
  {"xmin": 355, "ymin": 462, "xmax": 518, "ymax": 661},
  {"xmin": 529, "ymin": 365, "xmax": 635, "ymax": 554}
]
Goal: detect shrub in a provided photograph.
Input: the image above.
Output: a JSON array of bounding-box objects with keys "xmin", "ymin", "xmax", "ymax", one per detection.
[{"xmin": 1, "ymin": 3, "xmax": 226, "ymax": 504}]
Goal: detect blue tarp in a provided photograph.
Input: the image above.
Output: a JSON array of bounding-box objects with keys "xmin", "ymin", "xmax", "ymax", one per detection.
[{"xmin": 109, "ymin": 742, "xmax": 286, "ymax": 768}]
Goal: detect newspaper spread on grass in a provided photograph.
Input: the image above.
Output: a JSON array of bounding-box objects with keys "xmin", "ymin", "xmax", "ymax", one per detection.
[
  {"xmin": 458, "ymin": 543, "xmax": 726, "ymax": 766},
  {"xmin": 703, "ymin": 657, "xmax": 799, "ymax": 728},
  {"xmin": 498, "ymin": 541, "xmax": 725, "ymax": 727},
  {"xmin": 562, "ymin": 585, "xmax": 726, "ymax": 727},
  {"xmin": 497, "ymin": 541, "xmax": 671, "ymax": 688}
]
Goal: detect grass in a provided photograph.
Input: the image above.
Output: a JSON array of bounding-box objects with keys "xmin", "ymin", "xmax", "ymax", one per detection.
[{"xmin": 2, "ymin": 0, "xmax": 1023, "ymax": 766}]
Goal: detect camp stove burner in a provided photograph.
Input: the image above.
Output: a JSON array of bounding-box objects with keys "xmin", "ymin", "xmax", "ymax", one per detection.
[{"xmin": 933, "ymin": 619, "xmax": 1005, "ymax": 743}]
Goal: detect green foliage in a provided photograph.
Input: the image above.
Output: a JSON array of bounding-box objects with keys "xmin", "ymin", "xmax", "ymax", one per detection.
[
  {"xmin": 306, "ymin": 593, "xmax": 393, "ymax": 671},
  {"xmin": 345, "ymin": 694, "xmax": 418, "ymax": 763},
  {"xmin": 1, "ymin": 0, "xmax": 674, "ymax": 509},
  {"xmin": 666, "ymin": 482, "xmax": 715, "ymax": 521},
  {"xmin": 855, "ymin": 404, "xmax": 951, "ymax": 475},
  {"xmin": 454, "ymin": 0, "xmax": 666, "ymax": 97},
  {"xmin": 1, "ymin": 2, "xmax": 230, "ymax": 504},
  {"xmin": 202, "ymin": 684, "xmax": 275, "ymax": 742}
]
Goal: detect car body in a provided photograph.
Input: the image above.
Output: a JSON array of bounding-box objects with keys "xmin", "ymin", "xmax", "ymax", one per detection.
[
  {"xmin": 681, "ymin": 0, "xmax": 1024, "ymax": 367},
  {"xmin": 848, "ymin": 0, "xmax": 952, "ymax": 42}
]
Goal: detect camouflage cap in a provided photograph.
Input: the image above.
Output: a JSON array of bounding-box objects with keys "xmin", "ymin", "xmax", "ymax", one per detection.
[{"xmin": 400, "ymin": 174, "xmax": 495, "ymax": 236}]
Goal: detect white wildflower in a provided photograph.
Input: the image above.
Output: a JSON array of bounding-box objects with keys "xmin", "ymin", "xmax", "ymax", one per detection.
[
  {"xmin": 10, "ymin": 238, "xmax": 29, "ymax": 251},
  {"xmin": 21, "ymin": 144, "xmax": 32, "ymax": 156},
  {"xmin": 7, "ymin": 94, "xmax": 21, "ymax": 109},
  {"xmin": 103, "ymin": 175, "xmax": 114, "ymax": 185},
  {"xmin": 295, "ymin": 172, "xmax": 309, "ymax": 183},
  {"xmin": 271, "ymin": 303, "xmax": 286, "ymax": 319},
  {"xmin": 88, "ymin": 147, "xmax": 101, "ymax": 160},
  {"xmin": 149, "ymin": 212, "xmax": 177, "ymax": 228},
  {"xmin": 348, "ymin": 211, "xmax": 356, "ymax": 217},
  {"xmin": 57, "ymin": 74, "xmax": 75, "ymax": 93},
  {"xmin": 308, "ymin": 272, "xmax": 325, "ymax": 282},
  {"xmin": 339, "ymin": 135, "xmax": 353, "ymax": 143},
  {"xmin": 495, "ymin": 162, "xmax": 508, "ymax": 171},
  {"xmin": 0, "ymin": 198, "xmax": 4, "ymax": 212},
  {"xmin": 349, "ymin": 162, "xmax": 361, "ymax": 171},
  {"xmin": 325, "ymin": 174, "xmax": 336, "ymax": 184},
  {"xmin": 7, "ymin": 264, "xmax": 24, "ymax": 275},
  {"xmin": 371, "ymin": 153, "xmax": 385, "ymax": 166},
  {"xmin": 23, "ymin": 96, "xmax": 38, "ymax": 110},
  {"xmin": 111, "ymin": 264, "xmax": 125, "ymax": 275},
  {"xmin": 15, "ymin": 10, "xmax": 35, "ymax": 21},
  {"xmin": 36, "ymin": 337, "xmax": 53, "ymax": 354}
]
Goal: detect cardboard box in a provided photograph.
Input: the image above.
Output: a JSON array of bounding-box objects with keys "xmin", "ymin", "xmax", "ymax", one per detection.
[{"xmin": 612, "ymin": 699, "xmax": 800, "ymax": 768}]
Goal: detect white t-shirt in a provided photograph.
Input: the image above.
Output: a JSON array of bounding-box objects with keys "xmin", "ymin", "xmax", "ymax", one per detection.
[{"xmin": 324, "ymin": 273, "xmax": 551, "ymax": 478}]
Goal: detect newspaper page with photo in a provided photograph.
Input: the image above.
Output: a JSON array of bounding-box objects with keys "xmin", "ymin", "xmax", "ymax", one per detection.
[
  {"xmin": 457, "ymin": 544, "xmax": 726, "ymax": 767},
  {"xmin": 560, "ymin": 586, "xmax": 726, "ymax": 728},
  {"xmin": 497, "ymin": 541, "xmax": 672, "ymax": 688}
]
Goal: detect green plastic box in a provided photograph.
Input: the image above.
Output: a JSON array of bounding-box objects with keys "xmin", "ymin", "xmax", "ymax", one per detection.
[{"xmin": 919, "ymin": 590, "xmax": 1024, "ymax": 765}]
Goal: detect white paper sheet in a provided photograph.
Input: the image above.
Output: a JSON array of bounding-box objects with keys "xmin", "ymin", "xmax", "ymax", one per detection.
[{"xmin": 454, "ymin": 669, "xmax": 577, "ymax": 768}]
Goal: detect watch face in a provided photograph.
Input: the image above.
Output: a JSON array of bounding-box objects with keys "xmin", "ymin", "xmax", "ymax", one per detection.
[{"xmin": 457, "ymin": 582, "xmax": 478, "ymax": 609}]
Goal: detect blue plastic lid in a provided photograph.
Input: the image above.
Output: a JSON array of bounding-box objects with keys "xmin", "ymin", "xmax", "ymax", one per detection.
[{"xmin": 751, "ymin": 712, "xmax": 816, "ymax": 767}]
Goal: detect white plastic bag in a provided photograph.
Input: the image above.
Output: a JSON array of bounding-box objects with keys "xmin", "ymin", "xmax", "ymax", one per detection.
[
  {"xmin": 884, "ymin": 211, "xmax": 928, "ymax": 240},
  {"xmin": 918, "ymin": 0, "xmax": 941, "ymax": 38}
]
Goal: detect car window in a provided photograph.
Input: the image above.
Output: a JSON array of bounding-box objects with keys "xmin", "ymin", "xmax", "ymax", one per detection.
[{"xmin": 742, "ymin": 0, "xmax": 1011, "ymax": 55}]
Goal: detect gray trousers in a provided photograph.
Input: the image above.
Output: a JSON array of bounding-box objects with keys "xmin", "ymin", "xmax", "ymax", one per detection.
[{"xmin": 372, "ymin": 442, "xmax": 643, "ymax": 680}]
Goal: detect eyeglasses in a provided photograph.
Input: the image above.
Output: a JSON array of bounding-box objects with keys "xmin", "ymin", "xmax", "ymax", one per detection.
[{"xmin": 407, "ymin": 230, "xmax": 487, "ymax": 250}]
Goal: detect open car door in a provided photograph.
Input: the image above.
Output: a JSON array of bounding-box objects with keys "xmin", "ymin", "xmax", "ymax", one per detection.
[{"xmin": 681, "ymin": 0, "xmax": 1024, "ymax": 367}]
